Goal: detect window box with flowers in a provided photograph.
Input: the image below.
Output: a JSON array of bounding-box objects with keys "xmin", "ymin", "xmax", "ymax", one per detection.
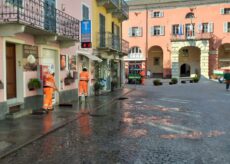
[{"xmin": 28, "ymin": 78, "xmax": 41, "ymax": 91}]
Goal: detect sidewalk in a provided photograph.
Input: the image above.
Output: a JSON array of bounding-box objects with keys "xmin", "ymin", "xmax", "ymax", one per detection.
[{"xmin": 0, "ymin": 88, "xmax": 133, "ymax": 159}]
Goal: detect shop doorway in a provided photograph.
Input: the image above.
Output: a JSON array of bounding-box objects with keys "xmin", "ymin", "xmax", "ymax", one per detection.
[
  {"xmin": 180, "ymin": 63, "xmax": 191, "ymax": 77},
  {"xmin": 6, "ymin": 43, "xmax": 17, "ymax": 100},
  {"xmin": 41, "ymin": 49, "xmax": 58, "ymax": 104}
]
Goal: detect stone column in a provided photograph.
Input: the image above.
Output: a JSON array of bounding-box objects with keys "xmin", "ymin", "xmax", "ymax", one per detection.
[
  {"xmin": 171, "ymin": 48, "xmax": 180, "ymax": 78},
  {"xmin": 200, "ymin": 49, "xmax": 209, "ymax": 79}
]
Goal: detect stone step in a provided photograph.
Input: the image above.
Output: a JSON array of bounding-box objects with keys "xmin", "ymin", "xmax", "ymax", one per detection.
[{"xmin": 5, "ymin": 109, "xmax": 32, "ymax": 119}]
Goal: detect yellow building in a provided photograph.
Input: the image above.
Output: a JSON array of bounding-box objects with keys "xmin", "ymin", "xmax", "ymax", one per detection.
[{"xmin": 92, "ymin": 0, "xmax": 129, "ymax": 91}]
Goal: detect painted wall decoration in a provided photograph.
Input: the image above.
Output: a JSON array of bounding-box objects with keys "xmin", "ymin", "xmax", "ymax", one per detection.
[
  {"xmin": 23, "ymin": 45, "xmax": 38, "ymax": 71},
  {"xmin": 60, "ymin": 54, "xmax": 67, "ymax": 70},
  {"xmin": 68, "ymin": 55, "xmax": 77, "ymax": 70}
]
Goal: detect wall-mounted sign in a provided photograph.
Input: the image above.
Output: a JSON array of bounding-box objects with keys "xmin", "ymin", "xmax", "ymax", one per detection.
[
  {"xmin": 81, "ymin": 20, "xmax": 91, "ymax": 48},
  {"xmin": 23, "ymin": 45, "xmax": 38, "ymax": 71}
]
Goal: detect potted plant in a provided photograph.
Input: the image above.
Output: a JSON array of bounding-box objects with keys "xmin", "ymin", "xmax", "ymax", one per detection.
[
  {"xmin": 64, "ymin": 72, "xmax": 75, "ymax": 85},
  {"xmin": 193, "ymin": 76, "xmax": 200, "ymax": 83},
  {"xmin": 153, "ymin": 79, "xmax": 162, "ymax": 86},
  {"xmin": 28, "ymin": 78, "xmax": 41, "ymax": 91},
  {"xmin": 169, "ymin": 78, "xmax": 178, "ymax": 85},
  {"xmin": 0, "ymin": 80, "xmax": 3, "ymax": 89}
]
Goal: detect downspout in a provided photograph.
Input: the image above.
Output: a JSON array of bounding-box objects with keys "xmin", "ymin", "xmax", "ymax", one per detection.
[{"xmin": 145, "ymin": 5, "xmax": 148, "ymax": 76}]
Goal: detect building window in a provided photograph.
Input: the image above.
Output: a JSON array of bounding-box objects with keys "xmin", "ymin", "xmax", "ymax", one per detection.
[
  {"xmin": 82, "ymin": 4, "xmax": 89, "ymax": 20},
  {"xmin": 202, "ymin": 23, "xmax": 209, "ymax": 33},
  {"xmin": 151, "ymin": 26, "xmax": 164, "ymax": 36},
  {"xmin": 198, "ymin": 22, "xmax": 213, "ymax": 33},
  {"xmin": 224, "ymin": 22, "xmax": 230, "ymax": 33},
  {"xmin": 185, "ymin": 12, "xmax": 195, "ymax": 19},
  {"xmin": 151, "ymin": 11, "xmax": 164, "ymax": 18},
  {"xmin": 185, "ymin": 24, "xmax": 195, "ymax": 38},
  {"xmin": 221, "ymin": 8, "xmax": 230, "ymax": 15},
  {"xmin": 129, "ymin": 27, "xmax": 142, "ymax": 37},
  {"xmin": 224, "ymin": 8, "xmax": 230, "ymax": 14},
  {"xmin": 128, "ymin": 47, "xmax": 143, "ymax": 59},
  {"xmin": 154, "ymin": 57, "xmax": 160, "ymax": 65},
  {"xmin": 172, "ymin": 24, "xmax": 179, "ymax": 35}
]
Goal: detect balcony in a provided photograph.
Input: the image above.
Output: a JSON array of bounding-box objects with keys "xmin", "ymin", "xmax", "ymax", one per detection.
[
  {"xmin": 121, "ymin": 39, "xmax": 129, "ymax": 55},
  {"xmin": 97, "ymin": 32, "xmax": 120, "ymax": 52},
  {"xmin": 112, "ymin": 0, "xmax": 129, "ymax": 21},
  {"xmin": 171, "ymin": 33, "xmax": 212, "ymax": 42},
  {"xmin": 97, "ymin": 0, "xmax": 119, "ymax": 11},
  {"xmin": 97, "ymin": 32, "xmax": 129, "ymax": 57},
  {"xmin": 0, "ymin": 0, "xmax": 79, "ymax": 44}
]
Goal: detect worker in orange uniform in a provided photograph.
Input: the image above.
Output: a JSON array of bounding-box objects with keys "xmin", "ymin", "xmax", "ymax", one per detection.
[
  {"xmin": 43, "ymin": 69, "xmax": 58, "ymax": 113},
  {"xmin": 139, "ymin": 69, "xmax": 145, "ymax": 85},
  {"xmin": 79, "ymin": 67, "xmax": 89, "ymax": 100}
]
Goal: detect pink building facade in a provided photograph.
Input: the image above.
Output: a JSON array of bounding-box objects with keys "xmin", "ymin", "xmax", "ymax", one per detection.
[
  {"xmin": 123, "ymin": 0, "xmax": 230, "ymax": 79},
  {"xmin": 0, "ymin": 0, "xmax": 94, "ymax": 119}
]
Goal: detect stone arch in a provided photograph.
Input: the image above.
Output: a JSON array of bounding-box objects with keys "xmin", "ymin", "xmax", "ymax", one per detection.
[
  {"xmin": 171, "ymin": 40, "xmax": 209, "ymax": 78},
  {"xmin": 147, "ymin": 45, "xmax": 163, "ymax": 78},
  {"xmin": 185, "ymin": 12, "xmax": 195, "ymax": 19},
  {"xmin": 180, "ymin": 63, "xmax": 191, "ymax": 77},
  {"xmin": 178, "ymin": 46, "xmax": 200, "ymax": 77}
]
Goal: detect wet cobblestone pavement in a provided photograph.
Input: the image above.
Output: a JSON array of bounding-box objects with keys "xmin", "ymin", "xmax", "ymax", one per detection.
[{"xmin": 1, "ymin": 80, "xmax": 230, "ymax": 164}]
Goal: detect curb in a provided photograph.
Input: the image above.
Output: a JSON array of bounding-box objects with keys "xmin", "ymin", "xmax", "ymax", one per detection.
[{"xmin": 0, "ymin": 88, "xmax": 135, "ymax": 159}]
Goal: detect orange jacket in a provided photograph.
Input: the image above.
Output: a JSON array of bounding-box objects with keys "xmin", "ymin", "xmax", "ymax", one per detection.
[
  {"xmin": 43, "ymin": 74, "xmax": 55, "ymax": 88},
  {"xmin": 80, "ymin": 71, "xmax": 89, "ymax": 81},
  {"xmin": 140, "ymin": 71, "xmax": 145, "ymax": 77}
]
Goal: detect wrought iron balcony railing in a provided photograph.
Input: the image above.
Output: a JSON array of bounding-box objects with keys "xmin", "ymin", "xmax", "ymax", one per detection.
[
  {"xmin": 120, "ymin": 0, "xmax": 129, "ymax": 19},
  {"xmin": 97, "ymin": 0, "xmax": 129, "ymax": 20},
  {"xmin": 97, "ymin": 32, "xmax": 129, "ymax": 55},
  {"xmin": 0, "ymin": 0, "xmax": 79, "ymax": 41},
  {"xmin": 97, "ymin": 32, "xmax": 120, "ymax": 52},
  {"xmin": 97, "ymin": 0, "xmax": 119, "ymax": 10},
  {"xmin": 171, "ymin": 33, "xmax": 212, "ymax": 41},
  {"xmin": 121, "ymin": 39, "xmax": 129, "ymax": 55}
]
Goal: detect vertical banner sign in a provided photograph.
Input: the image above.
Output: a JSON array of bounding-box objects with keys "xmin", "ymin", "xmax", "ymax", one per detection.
[{"xmin": 81, "ymin": 20, "xmax": 91, "ymax": 48}]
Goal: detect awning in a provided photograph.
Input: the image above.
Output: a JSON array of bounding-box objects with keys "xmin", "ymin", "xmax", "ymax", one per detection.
[{"xmin": 77, "ymin": 50, "xmax": 102, "ymax": 62}]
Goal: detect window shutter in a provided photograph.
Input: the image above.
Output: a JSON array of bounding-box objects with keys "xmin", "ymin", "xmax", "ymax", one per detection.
[
  {"xmin": 151, "ymin": 26, "xmax": 154, "ymax": 36},
  {"xmin": 197, "ymin": 23, "xmax": 202, "ymax": 33},
  {"xmin": 181, "ymin": 24, "xmax": 184, "ymax": 35},
  {"xmin": 224, "ymin": 22, "xmax": 228, "ymax": 33},
  {"xmin": 151, "ymin": 12, "xmax": 154, "ymax": 18},
  {"xmin": 208, "ymin": 22, "xmax": 213, "ymax": 33},
  {"xmin": 160, "ymin": 26, "xmax": 165, "ymax": 35},
  {"xmin": 160, "ymin": 11, "xmax": 164, "ymax": 17},
  {"xmin": 220, "ymin": 8, "xmax": 225, "ymax": 15},
  {"xmin": 128, "ymin": 27, "xmax": 132, "ymax": 36},
  {"xmin": 137, "ymin": 27, "xmax": 142, "ymax": 37}
]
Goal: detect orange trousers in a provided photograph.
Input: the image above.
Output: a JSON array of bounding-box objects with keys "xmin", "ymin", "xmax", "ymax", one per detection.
[
  {"xmin": 141, "ymin": 78, "xmax": 145, "ymax": 85},
  {"xmin": 43, "ymin": 87, "xmax": 54, "ymax": 110},
  {"xmin": 79, "ymin": 81, "xmax": 88, "ymax": 96}
]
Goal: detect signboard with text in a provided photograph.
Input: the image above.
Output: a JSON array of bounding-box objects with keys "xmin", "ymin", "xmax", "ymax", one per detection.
[{"xmin": 81, "ymin": 20, "xmax": 91, "ymax": 48}]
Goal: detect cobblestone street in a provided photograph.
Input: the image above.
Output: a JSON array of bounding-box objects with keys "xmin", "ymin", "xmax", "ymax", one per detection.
[{"xmin": 1, "ymin": 80, "xmax": 230, "ymax": 164}]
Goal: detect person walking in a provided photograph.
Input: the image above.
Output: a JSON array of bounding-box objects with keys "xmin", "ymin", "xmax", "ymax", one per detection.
[
  {"xmin": 139, "ymin": 69, "xmax": 145, "ymax": 85},
  {"xmin": 43, "ymin": 69, "xmax": 58, "ymax": 113},
  {"xmin": 79, "ymin": 67, "xmax": 89, "ymax": 100},
  {"xmin": 224, "ymin": 70, "xmax": 230, "ymax": 91},
  {"xmin": 147, "ymin": 70, "xmax": 151, "ymax": 78}
]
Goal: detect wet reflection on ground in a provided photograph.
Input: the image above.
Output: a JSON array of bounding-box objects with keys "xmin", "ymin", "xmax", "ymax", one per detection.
[{"xmin": 0, "ymin": 89, "xmax": 229, "ymax": 164}]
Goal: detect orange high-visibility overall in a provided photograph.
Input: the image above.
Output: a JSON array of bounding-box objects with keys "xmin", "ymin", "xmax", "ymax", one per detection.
[
  {"xmin": 79, "ymin": 71, "xmax": 89, "ymax": 96},
  {"xmin": 43, "ymin": 74, "xmax": 55, "ymax": 110},
  {"xmin": 140, "ymin": 70, "xmax": 145, "ymax": 85}
]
